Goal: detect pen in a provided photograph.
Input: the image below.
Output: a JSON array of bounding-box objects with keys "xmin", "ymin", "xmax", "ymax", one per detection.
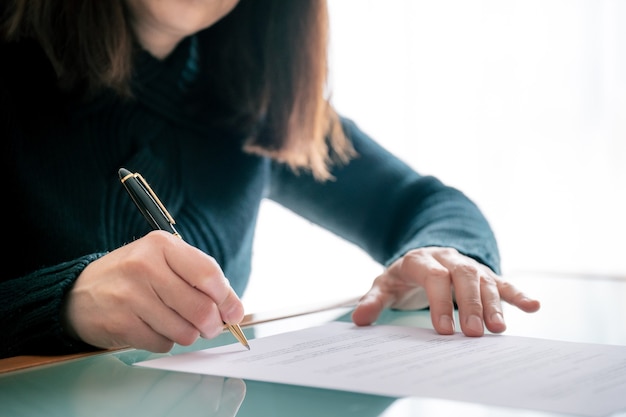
[{"xmin": 118, "ymin": 167, "xmax": 250, "ymax": 350}]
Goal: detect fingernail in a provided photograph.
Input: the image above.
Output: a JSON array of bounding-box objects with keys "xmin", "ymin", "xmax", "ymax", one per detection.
[
  {"xmin": 224, "ymin": 304, "xmax": 244, "ymax": 323},
  {"xmin": 439, "ymin": 315, "xmax": 455, "ymax": 334},
  {"xmin": 491, "ymin": 312, "xmax": 504, "ymax": 325},
  {"xmin": 467, "ymin": 315, "xmax": 484, "ymax": 334}
]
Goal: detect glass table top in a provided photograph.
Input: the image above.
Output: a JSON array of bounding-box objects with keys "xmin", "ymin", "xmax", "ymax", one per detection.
[{"xmin": 1, "ymin": 272, "xmax": 624, "ymax": 417}]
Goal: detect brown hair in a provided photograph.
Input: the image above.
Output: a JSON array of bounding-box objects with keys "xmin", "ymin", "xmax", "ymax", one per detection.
[{"xmin": 1, "ymin": 0, "xmax": 355, "ymax": 180}]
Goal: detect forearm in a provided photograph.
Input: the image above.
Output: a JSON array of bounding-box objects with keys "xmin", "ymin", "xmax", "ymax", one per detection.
[
  {"xmin": 383, "ymin": 180, "xmax": 501, "ymax": 274},
  {"xmin": 269, "ymin": 117, "xmax": 500, "ymax": 273},
  {"xmin": 0, "ymin": 253, "xmax": 105, "ymax": 358}
]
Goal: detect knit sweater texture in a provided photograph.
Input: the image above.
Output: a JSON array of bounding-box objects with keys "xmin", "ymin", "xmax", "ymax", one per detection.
[{"xmin": 1, "ymin": 37, "xmax": 500, "ymax": 358}]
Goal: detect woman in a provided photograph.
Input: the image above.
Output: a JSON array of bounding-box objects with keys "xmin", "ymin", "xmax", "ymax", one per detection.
[{"xmin": 0, "ymin": 0, "xmax": 539, "ymax": 358}]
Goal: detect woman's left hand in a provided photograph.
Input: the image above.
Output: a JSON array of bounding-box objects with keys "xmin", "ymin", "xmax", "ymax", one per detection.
[{"xmin": 351, "ymin": 247, "xmax": 541, "ymax": 336}]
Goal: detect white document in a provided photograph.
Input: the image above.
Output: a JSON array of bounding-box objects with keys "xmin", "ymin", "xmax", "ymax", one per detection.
[{"xmin": 136, "ymin": 321, "xmax": 626, "ymax": 417}]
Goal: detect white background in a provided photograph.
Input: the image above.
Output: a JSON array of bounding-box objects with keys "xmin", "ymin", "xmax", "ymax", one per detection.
[{"xmin": 243, "ymin": 0, "xmax": 626, "ymax": 314}]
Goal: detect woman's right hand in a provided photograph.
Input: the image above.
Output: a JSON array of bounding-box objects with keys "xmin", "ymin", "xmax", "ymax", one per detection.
[{"xmin": 63, "ymin": 230, "xmax": 245, "ymax": 352}]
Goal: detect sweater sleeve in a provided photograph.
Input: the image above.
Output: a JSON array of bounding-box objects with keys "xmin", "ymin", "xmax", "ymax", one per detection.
[
  {"xmin": 0, "ymin": 253, "xmax": 106, "ymax": 358},
  {"xmin": 268, "ymin": 117, "xmax": 501, "ymax": 274}
]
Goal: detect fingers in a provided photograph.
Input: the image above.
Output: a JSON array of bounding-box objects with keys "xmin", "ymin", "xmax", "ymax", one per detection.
[
  {"xmin": 351, "ymin": 247, "xmax": 541, "ymax": 339},
  {"xmin": 154, "ymin": 231, "xmax": 245, "ymax": 325},
  {"xmin": 65, "ymin": 231, "xmax": 245, "ymax": 352},
  {"xmin": 431, "ymin": 250, "xmax": 514, "ymax": 336},
  {"xmin": 351, "ymin": 280, "xmax": 392, "ymax": 326},
  {"xmin": 497, "ymin": 280, "xmax": 541, "ymax": 313},
  {"xmin": 141, "ymin": 232, "xmax": 245, "ymax": 342},
  {"xmin": 479, "ymin": 275, "xmax": 507, "ymax": 334},
  {"xmin": 134, "ymin": 279, "xmax": 224, "ymax": 343},
  {"xmin": 406, "ymin": 252, "xmax": 457, "ymax": 335},
  {"xmin": 159, "ymin": 234, "xmax": 244, "ymax": 325},
  {"xmin": 115, "ymin": 314, "xmax": 176, "ymax": 353},
  {"xmin": 352, "ymin": 252, "xmax": 447, "ymax": 328}
]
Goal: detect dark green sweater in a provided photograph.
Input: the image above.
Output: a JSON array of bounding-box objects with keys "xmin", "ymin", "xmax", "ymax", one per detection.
[{"xmin": 1, "ymin": 37, "xmax": 500, "ymax": 358}]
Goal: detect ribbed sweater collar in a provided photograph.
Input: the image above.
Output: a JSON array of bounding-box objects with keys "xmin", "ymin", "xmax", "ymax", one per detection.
[{"xmin": 130, "ymin": 36, "xmax": 202, "ymax": 127}]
